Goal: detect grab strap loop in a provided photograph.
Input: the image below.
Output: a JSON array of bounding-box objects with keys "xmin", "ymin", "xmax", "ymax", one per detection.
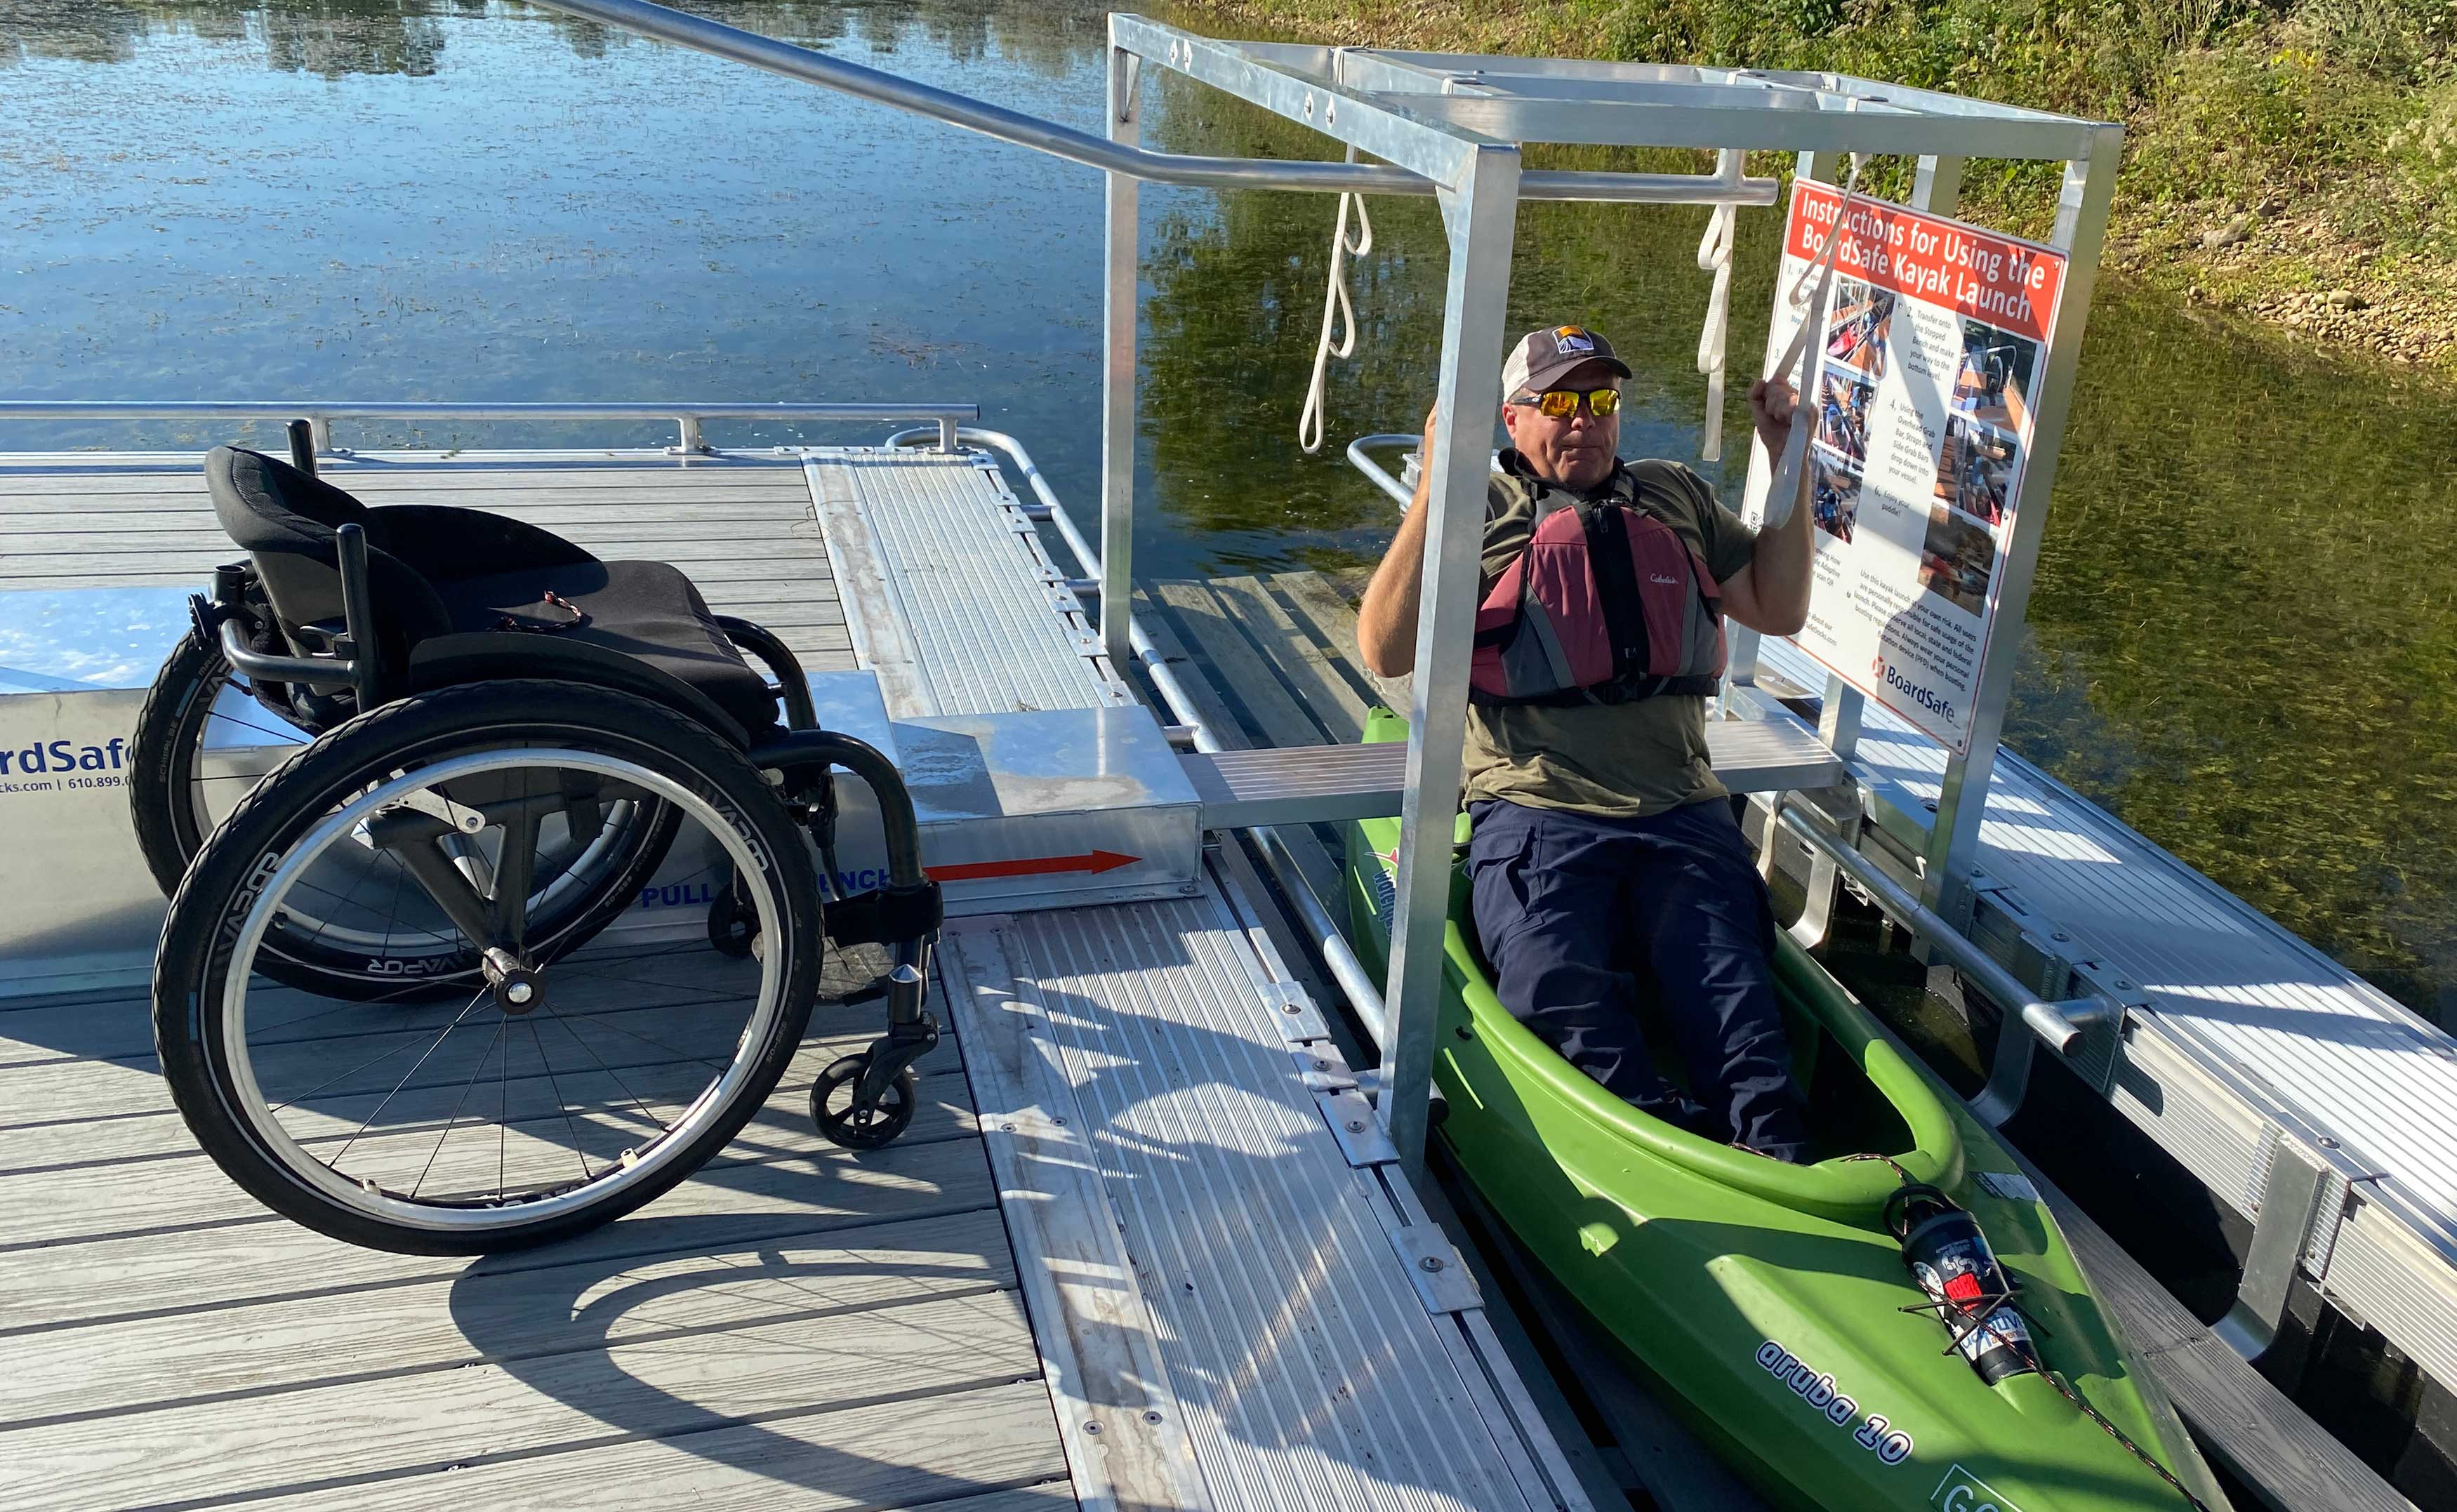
[
  {"xmin": 1694, "ymin": 148, "xmax": 1745, "ymax": 463},
  {"xmin": 1299, "ymin": 148, "xmax": 1375, "ymax": 456},
  {"xmin": 1695, "ymin": 203, "xmax": 1737, "ymax": 462}
]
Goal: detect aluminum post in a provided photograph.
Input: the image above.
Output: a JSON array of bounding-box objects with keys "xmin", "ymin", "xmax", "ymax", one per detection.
[
  {"xmin": 1099, "ymin": 36, "xmax": 1143, "ymax": 672},
  {"xmin": 1379, "ymin": 143, "xmax": 1521, "ymax": 1177},
  {"xmin": 1723, "ymin": 147, "xmax": 1841, "ymax": 701},
  {"xmin": 1922, "ymin": 128, "xmax": 2119, "ymax": 924}
]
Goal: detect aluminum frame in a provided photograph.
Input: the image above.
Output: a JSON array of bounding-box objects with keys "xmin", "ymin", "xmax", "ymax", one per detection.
[
  {"xmin": 328, "ymin": 0, "xmax": 2120, "ymax": 1174},
  {"xmin": 1919, "ymin": 131, "xmax": 2123, "ymax": 927}
]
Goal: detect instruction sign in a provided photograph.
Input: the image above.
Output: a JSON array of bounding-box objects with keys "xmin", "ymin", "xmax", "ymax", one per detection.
[{"xmin": 1744, "ymin": 180, "xmax": 2067, "ymax": 752}]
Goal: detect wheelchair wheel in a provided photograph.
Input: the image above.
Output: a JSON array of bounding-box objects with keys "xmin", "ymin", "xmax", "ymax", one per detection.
[
  {"xmin": 153, "ymin": 680, "xmax": 823, "ymax": 1254},
  {"xmin": 128, "ymin": 627, "xmax": 312, "ymax": 899},
  {"xmin": 130, "ymin": 630, "xmax": 680, "ymax": 1001}
]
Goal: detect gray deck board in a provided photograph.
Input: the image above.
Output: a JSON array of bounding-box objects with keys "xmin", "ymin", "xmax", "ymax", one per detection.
[
  {"xmin": 0, "ymin": 952, "xmax": 1072, "ymax": 1512},
  {"xmin": 229, "ymin": 1387, "xmax": 1071, "ymax": 1512},
  {"xmin": 0, "ymin": 452, "xmax": 856, "ymax": 672},
  {"xmin": 12, "ymin": 1291, "xmax": 1038, "ymax": 1511}
]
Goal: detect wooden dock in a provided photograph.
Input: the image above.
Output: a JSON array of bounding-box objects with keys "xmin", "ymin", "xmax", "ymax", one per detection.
[
  {"xmin": 0, "ymin": 442, "xmax": 2405, "ymax": 1511},
  {"xmin": 0, "ymin": 973, "xmax": 1075, "ymax": 1510},
  {"xmin": 0, "ymin": 453, "xmax": 1069, "ymax": 1512}
]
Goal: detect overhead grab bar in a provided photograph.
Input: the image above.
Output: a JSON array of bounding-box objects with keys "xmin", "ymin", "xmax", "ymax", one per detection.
[{"xmin": 529, "ymin": 0, "xmax": 1778, "ymax": 207}]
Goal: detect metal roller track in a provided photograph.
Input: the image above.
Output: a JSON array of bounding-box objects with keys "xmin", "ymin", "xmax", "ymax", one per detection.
[
  {"xmin": 806, "ymin": 450, "xmax": 1132, "ymax": 719},
  {"xmin": 943, "ymin": 881, "xmax": 1583, "ymax": 1512},
  {"xmin": 1752, "ymin": 634, "xmax": 2457, "ymax": 1393}
]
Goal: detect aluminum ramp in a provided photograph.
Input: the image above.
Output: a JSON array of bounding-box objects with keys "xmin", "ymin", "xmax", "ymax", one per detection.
[{"xmin": 814, "ymin": 446, "xmax": 1589, "ymax": 1511}]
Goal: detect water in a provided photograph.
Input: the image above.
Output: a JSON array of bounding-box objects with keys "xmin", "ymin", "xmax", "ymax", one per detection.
[{"xmin": 5, "ymin": 1, "xmax": 2451, "ymax": 1020}]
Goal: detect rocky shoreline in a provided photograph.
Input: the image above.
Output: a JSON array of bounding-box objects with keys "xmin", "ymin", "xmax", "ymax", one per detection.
[{"xmin": 2113, "ymin": 212, "xmax": 2455, "ymax": 373}]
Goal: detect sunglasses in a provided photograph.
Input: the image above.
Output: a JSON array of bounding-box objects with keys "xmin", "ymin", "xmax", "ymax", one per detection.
[{"xmin": 1513, "ymin": 387, "xmax": 1622, "ymax": 419}]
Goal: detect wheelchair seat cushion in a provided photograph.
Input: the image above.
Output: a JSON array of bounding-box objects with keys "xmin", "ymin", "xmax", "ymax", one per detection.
[{"xmin": 437, "ymin": 560, "xmax": 779, "ymax": 733}]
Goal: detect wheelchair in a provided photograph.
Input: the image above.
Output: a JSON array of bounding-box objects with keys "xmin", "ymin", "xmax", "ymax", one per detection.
[{"xmin": 134, "ymin": 439, "xmax": 944, "ymax": 1256}]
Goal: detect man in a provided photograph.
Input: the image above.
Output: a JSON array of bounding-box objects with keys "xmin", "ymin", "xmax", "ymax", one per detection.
[{"xmin": 1355, "ymin": 324, "xmax": 1817, "ymax": 1161}]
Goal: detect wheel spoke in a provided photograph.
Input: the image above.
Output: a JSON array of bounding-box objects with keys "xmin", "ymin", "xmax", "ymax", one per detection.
[
  {"xmin": 204, "ymin": 705, "xmax": 310, "ymax": 744},
  {"xmin": 529, "ymin": 1019, "xmax": 592, "ymax": 1186},
  {"xmin": 411, "ymin": 1016, "xmax": 509, "ymax": 1199},
  {"xmin": 322, "ymin": 990, "xmax": 491, "ymax": 1169},
  {"xmin": 531, "ymin": 1005, "xmax": 736, "ymax": 1072},
  {"xmin": 202, "ymin": 741, "xmax": 796, "ymax": 1242},
  {"xmin": 538, "ymin": 1005, "xmax": 665, "ymax": 1144}
]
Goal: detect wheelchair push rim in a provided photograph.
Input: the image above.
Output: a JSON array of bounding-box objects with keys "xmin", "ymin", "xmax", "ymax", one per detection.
[{"xmin": 207, "ymin": 747, "xmax": 789, "ymax": 1239}]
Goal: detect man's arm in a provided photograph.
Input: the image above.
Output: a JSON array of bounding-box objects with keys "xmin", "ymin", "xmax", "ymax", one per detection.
[
  {"xmin": 1356, "ymin": 404, "xmax": 1441, "ymax": 677},
  {"xmin": 1718, "ymin": 376, "xmax": 1817, "ymax": 637}
]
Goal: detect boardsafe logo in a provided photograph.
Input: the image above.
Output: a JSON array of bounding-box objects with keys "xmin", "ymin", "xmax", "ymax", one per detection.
[
  {"xmin": 1872, "ymin": 658, "xmax": 1957, "ymax": 724},
  {"xmin": 1930, "ymin": 1464, "xmax": 2025, "ymax": 1512},
  {"xmin": 0, "ymin": 736, "xmax": 128, "ymax": 776},
  {"xmin": 0, "ymin": 734, "xmax": 132, "ymax": 795}
]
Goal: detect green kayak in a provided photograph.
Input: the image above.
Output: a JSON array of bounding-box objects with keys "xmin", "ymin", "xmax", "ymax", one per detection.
[{"xmin": 1344, "ymin": 708, "xmax": 2221, "ymax": 1512}]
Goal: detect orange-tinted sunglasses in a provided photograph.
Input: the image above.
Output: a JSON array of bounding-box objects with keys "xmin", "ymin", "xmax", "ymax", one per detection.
[{"xmin": 1514, "ymin": 387, "xmax": 1622, "ymax": 419}]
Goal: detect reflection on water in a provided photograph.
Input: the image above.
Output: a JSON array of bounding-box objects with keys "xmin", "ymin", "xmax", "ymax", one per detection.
[{"xmin": 3, "ymin": 1, "xmax": 2450, "ymax": 1020}]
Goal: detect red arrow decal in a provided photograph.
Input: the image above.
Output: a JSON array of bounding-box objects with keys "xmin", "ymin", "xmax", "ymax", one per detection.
[{"xmin": 926, "ymin": 849, "xmax": 1141, "ymax": 882}]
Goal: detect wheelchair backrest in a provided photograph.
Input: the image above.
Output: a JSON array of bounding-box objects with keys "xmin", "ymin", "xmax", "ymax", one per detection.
[{"xmin": 206, "ymin": 446, "xmax": 453, "ymax": 675}]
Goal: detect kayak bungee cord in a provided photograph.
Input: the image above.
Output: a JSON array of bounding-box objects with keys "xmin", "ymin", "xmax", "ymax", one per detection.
[
  {"xmin": 1843, "ymin": 1155, "xmax": 2216, "ymax": 1511},
  {"xmin": 1297, "ymin": 147, "xmax": 1376, "ymax": 456}
]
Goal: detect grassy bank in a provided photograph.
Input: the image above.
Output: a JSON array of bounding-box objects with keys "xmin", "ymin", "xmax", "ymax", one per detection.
[{"xmin": 1180, "ymin": 0, "xmax": 2457, "ymax": 373}]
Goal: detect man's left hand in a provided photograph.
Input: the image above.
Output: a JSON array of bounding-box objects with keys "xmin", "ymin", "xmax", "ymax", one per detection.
[{"xmin": 1747, "ymin": 376, "xmax": 1799, "ymax": 456}]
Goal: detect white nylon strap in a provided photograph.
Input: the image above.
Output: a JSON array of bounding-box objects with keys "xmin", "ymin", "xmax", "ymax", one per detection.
[
  {"xmin": 1761, "ymin": 152, "xmax": 1867, "ymax": 526},
  {"xmin": 1298, "ymin": 157, "xmax": 1375, "ymax": 456},
  {"xmin": 1695, "ymin": 201, "xmax": 1737, "ymax": 462}
]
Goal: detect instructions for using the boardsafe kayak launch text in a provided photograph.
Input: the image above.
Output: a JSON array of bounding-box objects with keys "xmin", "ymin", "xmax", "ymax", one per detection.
[{"xmin": 1744, "ymin": 179, "xmax": 2068, "ymax": 753}]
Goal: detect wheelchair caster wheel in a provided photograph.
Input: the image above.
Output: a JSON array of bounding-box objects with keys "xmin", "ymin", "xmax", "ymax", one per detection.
[{"xmin": 812, "ymin": 1054, "xmax": 916, "ymax": 1150}]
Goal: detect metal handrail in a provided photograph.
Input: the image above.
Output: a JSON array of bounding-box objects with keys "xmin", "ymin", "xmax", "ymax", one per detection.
[
  {"xmin": 0, "ymin": 399, "xmax": 981, "ymax": 456},
  {"xmin": 890, "ymin": 423, "xmax": 1396, "ymax": 1049},
  {"xmin": 1773, "ymin": 800, "xmax": 2118, "ymax": 1125},
  {"xmin": 529, "ymin": 0, "xmax": 1778, "ymax": 208},
  {"xmin": 1346, "ymin": 435, "xmax": 1419, "ymax": 508}
]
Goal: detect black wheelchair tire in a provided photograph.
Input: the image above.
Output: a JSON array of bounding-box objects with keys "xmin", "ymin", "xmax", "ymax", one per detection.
[
  {"xmin": 128, "ymin": 628, "xmax": 236, "ymax": 901},
  {"xmin": 152, "ymin": 679, "xmax": 824, "ymax": 1254}
]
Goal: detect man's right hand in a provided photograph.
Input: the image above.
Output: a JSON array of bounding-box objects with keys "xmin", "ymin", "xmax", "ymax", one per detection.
[{"xmin": 1359, "ymin": 402, "xmax": 1446, "ymax": 677}]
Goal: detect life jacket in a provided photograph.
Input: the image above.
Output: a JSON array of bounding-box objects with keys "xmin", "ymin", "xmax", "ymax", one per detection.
[{"xmin": 1469, "ymin": 463, "xmax": 1726, "ymax": 707}]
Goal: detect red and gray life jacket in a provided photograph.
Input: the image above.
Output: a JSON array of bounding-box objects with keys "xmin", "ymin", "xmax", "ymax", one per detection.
[{"xmin": 1470, "ymin": 470, "xmax": 1727, "ymax": 707}]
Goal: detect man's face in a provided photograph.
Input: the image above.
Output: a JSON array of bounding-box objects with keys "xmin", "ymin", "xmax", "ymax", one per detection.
[{"xmin": 1500, "ymin": 358, "xmax": 1622, "ymax": 492}]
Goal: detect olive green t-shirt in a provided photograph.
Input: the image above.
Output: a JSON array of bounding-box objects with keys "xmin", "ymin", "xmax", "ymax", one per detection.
[{"xmin": 1459, "ymin": 452, "xmax": 1757, "ymax": 818}]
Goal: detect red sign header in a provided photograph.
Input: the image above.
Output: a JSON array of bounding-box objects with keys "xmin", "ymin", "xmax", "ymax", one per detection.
[{"xmin": 1787, "ymin": 182, "xmax": 2065, "ymax": 343}]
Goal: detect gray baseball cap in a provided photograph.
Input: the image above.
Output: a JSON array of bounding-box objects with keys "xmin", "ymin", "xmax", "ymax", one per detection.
[{"xmin": 1500, "ymin": 324, "xmax": 1633, "ymax": 399}]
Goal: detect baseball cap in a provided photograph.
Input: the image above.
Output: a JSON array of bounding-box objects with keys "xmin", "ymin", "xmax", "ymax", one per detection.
[{"xmin": 1500, "ymin": 324, "xmax": 1632, "ymax": 400}]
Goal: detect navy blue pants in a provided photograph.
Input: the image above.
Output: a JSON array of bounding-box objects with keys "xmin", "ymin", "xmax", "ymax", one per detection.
[{"xmin": 1466, "ymin": 797, "xmax": 1810, "ymax": 1162}]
